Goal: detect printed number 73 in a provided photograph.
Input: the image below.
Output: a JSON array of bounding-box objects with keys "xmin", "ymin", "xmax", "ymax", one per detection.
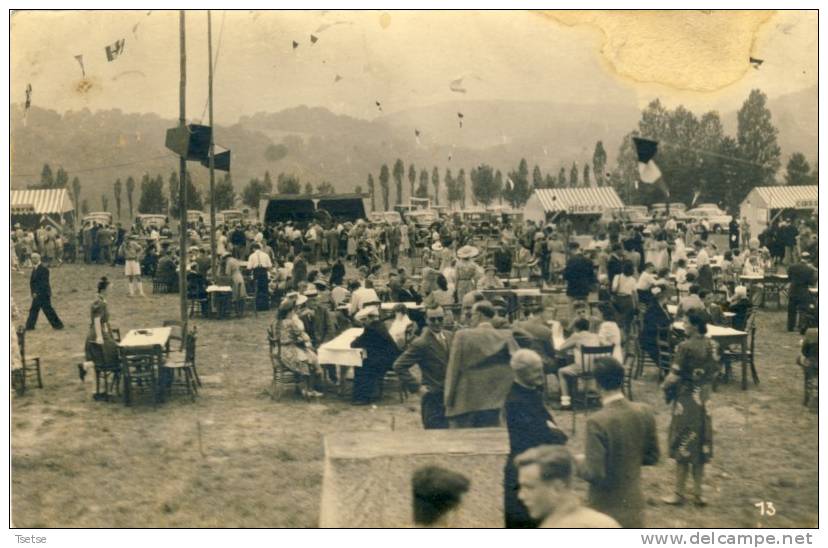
[{"xmin": 755, "ymin": 501, "xmax": 776, "ymax": 516}]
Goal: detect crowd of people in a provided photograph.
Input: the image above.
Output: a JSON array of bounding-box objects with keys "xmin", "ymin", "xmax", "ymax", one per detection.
[{"xmin": 10, "ymin": 206, "xmax": 819, "ymax": 528}]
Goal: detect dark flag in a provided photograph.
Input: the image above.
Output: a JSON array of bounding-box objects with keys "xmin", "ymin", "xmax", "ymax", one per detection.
[
  {"xmin": 457, "ymin": 112, "xmax": 464, "ymax": 128},
  {"xmin": 292, "ymin": 40, "xmax": 299, "ymax": 50},
  {"xmin": 105, "ymin": 39, "xmax": 126, "ymax": 61},
  {"xmin": 632, "ymin": 137, "xmax": 661, "ymax": 184},
  {"xmin": 24, "ymin": 83, "xmax": 32, "ymax": 110},
  {"xmin": 310, "ymin": 34, "xmax": 319, "ymax": 44},
  {"xmin": 75, "ymin": 54, "xmax": 86, "ymax": 77}
]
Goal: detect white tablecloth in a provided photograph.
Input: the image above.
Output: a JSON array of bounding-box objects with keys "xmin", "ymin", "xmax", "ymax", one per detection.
[
  {"xmin": 206, "ymin": 285, "xmax": 232, "ymax": 293},
  {"xmin": 318, "ymin": 328, "xmax": 365, "ymax": 367},
  {"xmin": 672, "ymin": 322, "xmax": 745, "ymax": 338},
  {"xmin": 120, "ymin": 327, "xmax": 172, "ymax": 348}
]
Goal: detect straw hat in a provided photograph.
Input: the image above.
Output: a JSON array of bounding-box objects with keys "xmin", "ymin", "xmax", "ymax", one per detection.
[
  {"xmin": 456, "ymin": 245, "xmax": 480, "ymax": 259},
  {"xmin": 431, "ymin": 242, "xmax": 444, "ymax": 252},
  {"xmin": 354, "ymin": 305, "xmax": 379, "ymax": 322}
]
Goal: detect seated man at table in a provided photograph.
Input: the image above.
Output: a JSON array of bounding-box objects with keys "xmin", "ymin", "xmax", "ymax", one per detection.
[
  {"xmin": 676, "ymin": 284, "xmax": 705, "ymax": 320},
  {"xmin": 156, "ymin": 249, "xmax": 177, "ymax": 287},
  {"xmin": 700, "ymin": 290, "xmax": 723, "ymax": 325},
  {"xmin": 350, "ymin": 278, "xmax": 381, "ymax": 316},
  {"xmin": 350, "ymin": 305, "xmax": 401, "ymax": 405},
  {"xmin": 565, "ymin": 301, "xmax": 600, "ymax": 336},
  {"xmin": 556, "ymin": 318, "xmax": 601, "ymax": 410}
]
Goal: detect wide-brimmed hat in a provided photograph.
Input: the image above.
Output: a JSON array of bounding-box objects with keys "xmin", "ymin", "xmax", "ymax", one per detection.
[
  {"xmin": 431, "ymin": 242, "xmax": 443, "ymax": 251},
  {"xmin": 303, "ymin": 284, "xmax": 319, "ymax": 297},
  {"xmin": 354, "ymin": 305, "xmax": 379, "ymax": 322},
  {"xmin": 456, "ymin": 245, "xmax": 480, "ymax": 259}
]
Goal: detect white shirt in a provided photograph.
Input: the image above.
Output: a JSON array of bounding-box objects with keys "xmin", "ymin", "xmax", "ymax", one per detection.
[
  {"xmin": 247, "ymin": 250, "xmax": 273, "ymax": 269},
  {"xmin": 388, "ymin": 316, "xmax": 413, "ymax": 349},
  {"xmin": 696, "ymin": 248, "xmax": 710, "ymax": 267},
  {"xmin": 350, "ymin": 286, "xmax": 380, "ymax": 315},
  {"xmin": 636, "ymin": 271, "xmax": 657, "ymax": 291},
  {"xmin": 597, "ymin": 321, "xmax": 624, "ymax": 363}
]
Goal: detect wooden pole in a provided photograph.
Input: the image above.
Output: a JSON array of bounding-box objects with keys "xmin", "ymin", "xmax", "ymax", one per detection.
[
  {"xmin": 179, "ymin": 10, "xmax": 189, "ymax": 329},
  {"xmin": 207, "ymin": 10, "xmax": 218, "ymax": 281}
]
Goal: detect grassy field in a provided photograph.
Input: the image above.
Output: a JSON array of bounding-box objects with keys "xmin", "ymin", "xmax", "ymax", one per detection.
[{"xmin": 11, "ymin": 262, "xmax": 818, "ymax": 528}]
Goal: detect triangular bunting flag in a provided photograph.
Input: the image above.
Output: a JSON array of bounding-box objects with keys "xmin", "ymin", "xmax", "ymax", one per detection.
[
  {"xmin": 74, "ymin": 54, "xmax": 85, "ymax": 77},
  {"xmin": 292, "ymin": 40, "xmax": 299, "ymax": 50},
  {"xmin": 310, "ymin": 34, "xmax": 319, "ymax": 44}
]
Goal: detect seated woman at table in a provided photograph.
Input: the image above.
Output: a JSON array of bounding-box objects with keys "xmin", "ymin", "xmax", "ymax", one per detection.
[
  {"xmin": 271, "ymin": 296, "xmax": 323, "ymax": 398},
  {"xmin": 725, "ymin": 286, "xmax": 753, "ymax": 331},
  {"xmin": 640, "ymin": 287, "xmax": 672, "ymax": 364},
  {"xmin": 676, "ymin": 284, "xmax": 705, "ymax": 320},
  {"xmin": 424, "ymin": 273, "xmax": 455, "ymax": 316},
  {"xmin": 477, "ymin": 265, "xmax": 504, "ymax": 290},
  {"xmin": 661, "ymin": 311, "xmax": 719, "ymax": 507},
  {"xmin": 741, "ymin": 253, "xmax": 764, "ymax": 277},
  {"xmin": 82, "ymin": 277, "xmax": 119, "ymax": 382},
  {"xmin": 699, "ymin": 290, "xmax": 722, "ymax": 325}
]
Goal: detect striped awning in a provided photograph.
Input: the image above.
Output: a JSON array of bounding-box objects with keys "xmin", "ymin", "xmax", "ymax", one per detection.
[
  {"xmin": 10, "ymin": 189, "xmax": 74, "ymax": 215},
  {"xmin": 753, "ymin": 185, "xmax": 818, "ymax": 209},
  {"xmin": 532, "ymin": 187, "xmax": 624, "ymax": 213}
]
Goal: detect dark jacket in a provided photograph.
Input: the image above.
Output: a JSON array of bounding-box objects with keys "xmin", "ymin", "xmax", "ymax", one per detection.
[
  {"xmin": 351, "ymin": 320, "xmax": 400, "ymax": 372},
  {"xmin": 393, "ymin": 328, "xmax": 453, "ymax": 393},
  {"xmin": 641, "ymin": 300, "xmax": 671, "ymax": 348},
  {"xmin": 563, "ymin": 254, "xmax": 596, "ymax": 299},
  {"xmin": 30, "ymin": 264, "xmax": 52, "ymax": 297},
  {"xmin": 503, "ymin": 382, "xmax": 568, "ymax": 528},
  {"xmin": 788, "ymin": 262, "xmax": 817, "ymax": 299},
  {"xmin": 578, "ymin": 398, "xmax": 660, "ymax": 528}
]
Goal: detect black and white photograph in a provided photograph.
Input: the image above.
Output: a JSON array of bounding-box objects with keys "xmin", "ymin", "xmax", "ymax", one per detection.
[{"xmin": 8, "ymin": 7, "xmax": 820, "ymax": 534}]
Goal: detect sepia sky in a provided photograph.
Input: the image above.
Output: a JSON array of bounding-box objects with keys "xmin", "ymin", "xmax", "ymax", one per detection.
[{"xmin": 10, "ymin": 10, "xmax": 818, "ymax": 124}]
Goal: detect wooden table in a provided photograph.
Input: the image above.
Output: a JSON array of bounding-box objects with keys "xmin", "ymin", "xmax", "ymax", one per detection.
[
  {"xmin": 120, "ymin": 327, "xmax": 172, "ymax": 349},
  {"xmin": 206, "ymin": 285, "xmax": 233, "ymax": 318},
  {"xmin": 672, "ymin": 322, "xmax": 755, "ymax": 390}
]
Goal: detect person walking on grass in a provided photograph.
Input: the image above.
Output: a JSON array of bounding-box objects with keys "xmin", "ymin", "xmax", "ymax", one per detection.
[{"xmin": 25, "ymin": 253, "xmax": 64, "ymax": 331}]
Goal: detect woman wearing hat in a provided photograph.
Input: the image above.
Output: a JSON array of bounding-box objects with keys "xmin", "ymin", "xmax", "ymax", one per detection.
[
  {"xmin": 271, "ymin": 295, "xmax": 323, "ymax": 399},
  {"xmin": 477, "ymin": 265, "xmax": 504, "ymax": 290},
  {"xmin": 455, "ymin": 245, "xmax": 483, "ymax": 304}
]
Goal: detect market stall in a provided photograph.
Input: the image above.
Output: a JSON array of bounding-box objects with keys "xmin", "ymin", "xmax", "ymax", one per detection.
[
  {"xmin": 10, "ymin": 188, "xmax": 76, "ymax": 229},
  {"xmin": 523, "ymin": 187, "xmax": 624, "ymax": 232},
  {"xmin": 739, "ymin": 185, "xmax": 818, "ymax": 239}
]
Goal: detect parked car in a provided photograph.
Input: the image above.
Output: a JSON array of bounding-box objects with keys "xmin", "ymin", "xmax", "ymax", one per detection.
[
  {"xmin": 684, "ymin": 207, "xmax": 732, "ymax": 233},
  {"xmin": 368, "ymin": 211, "xmax": 402, "ymax": 224},
  {"xmin": 82, "ymin": 212, "xmax": 113, "ymax": 226},
  {"xmin": 135, "ymin": 214, "xmax": 167, "ymax": 229}
]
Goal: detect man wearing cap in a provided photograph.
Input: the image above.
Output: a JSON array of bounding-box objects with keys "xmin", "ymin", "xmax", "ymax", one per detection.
[
  {"xmin": 394, "ymin": 306, "xmax": 453, "ymax": 428},
  {"xmin": 444, "ymin": 301, "xmax": 519, "ymax": 428},
  {"xmin": 124, "ymin": 235, "xmax": 146, "ymax": 297},
  {"xmin": 25, "ymin": 253, "xmax": 64, "ymax": 331},
  {"xmin": 247, "ymin": 242, "xmax": 273, "ymax": 310},
  {"xmin": 351, "ymin": 305, "xmax": 400, "ymax": 405}
]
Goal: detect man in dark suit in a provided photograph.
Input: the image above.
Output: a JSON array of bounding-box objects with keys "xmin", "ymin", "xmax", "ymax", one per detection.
[
  {"xmin": 444, "ymin": 302, "xmax": 518, "ymax": 428},
  {"xmin": 25, "ymin": 253, "xmax": 64, "ymax": 331},
  {"xmin": 503, "ymin": 349, "xmax": 568, "ymax": 528},
  {"xmin": 787, "ymin": 252, "xmax": 817, "ymax": 332},
  {"xmin": 576, "ymin": 357, "xmax": 660, "ymax": 528},
  {"xmin": 563, "ymin": 242, "xmax": 596, "ymax": 306},
  {"xmin": 394, "ymin": 306, "xmax": 453, "ymax": 429},
  {"xmin": 350, "ymin": 305, "xmax": 401, "ymax": 405}
]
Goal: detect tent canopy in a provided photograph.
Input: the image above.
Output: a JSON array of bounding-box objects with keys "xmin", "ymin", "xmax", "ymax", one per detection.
[
  {"xmin": 749, "ymin": 185, "xmax": 818, "ymax": 210},
  {"xmin": 530, "ymin": 188, "xmax": 624, "ymax": 213},
  {"xmin": 11, "ymin": 189, "xmax": 74, "ymax": 215}
]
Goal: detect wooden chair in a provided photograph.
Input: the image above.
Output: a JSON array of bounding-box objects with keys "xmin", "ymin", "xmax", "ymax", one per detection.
[
  {"xmin": 15, "ymin": 326, "xmax": 43, "ymax": 394},
  {"xmin": 622, "ymin": 351, "xmax": 636, "ymax": 401},
  {"xmin": 267, "ymin": 325, "xmax": 310, "ymax": 402},
  {"xmin": 87, "ymin": 341, "xmax": 121, "ymax": 401},
  {"xmin": 720, "ymin": 323, "xmax": 759, "ymax": 390},
  {"xmin": 162, "ymin": 320, "xmax": 184, "ymax": 353},
  {"xmin": 570, "ymin": 344, "xmax": 615, "ymax": 434},
  {"xmin": 119, "ymin": 344, "xmax": 165, "ymax": 407},
  {"xmin": 163, "ymin": 327, "xmax": 199, "ymax": 401},
  {"xmin": 152, "ymin": 276, "xmax": 174, "ymax": 294}
]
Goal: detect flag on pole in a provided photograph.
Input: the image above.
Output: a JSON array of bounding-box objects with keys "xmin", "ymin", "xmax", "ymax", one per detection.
[
  {"xmin": 375, "ymin": 100, "xmax": 383, "ymax": 112},
  {"xmin": 457, "ymin": 112, "xmax": 464, "ymax": 128},
  {"xmin": 24, "ymin": 84, "xmax": 32, "ymax": 110},
  {"xmin": 105, "ymin": 39, "xmax": 126, "ymax": 61},
  {"xmin": 292, "ymin": 40, "xmax": 299, "ymax": 50},
  {"xmin": 74, "ymin": 54, "xmax": 86, "ymax": 77},
  {"xmin": 310, "ymin": 34, "xmax": 319, "ymax": 44},
  {"xmin": 632, "ymin": 137, "xmax": 661, "ymax": 183}
]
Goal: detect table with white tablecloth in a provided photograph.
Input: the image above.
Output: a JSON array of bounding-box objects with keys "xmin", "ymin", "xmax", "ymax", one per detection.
[{"xmin": 318, "ymin": 328, "xmax": 365, "ymax": 367}]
